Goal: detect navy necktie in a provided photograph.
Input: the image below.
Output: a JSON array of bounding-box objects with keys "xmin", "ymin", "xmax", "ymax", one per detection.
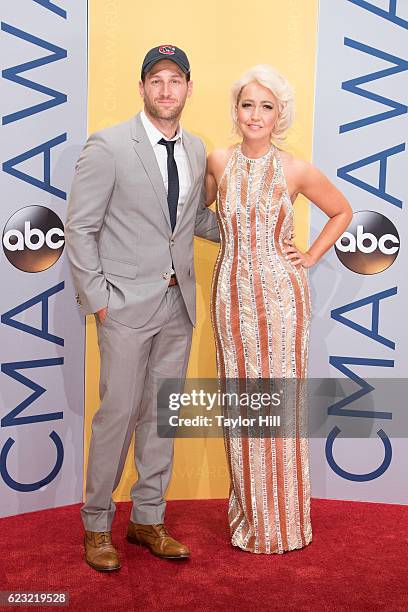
[{"xmin": 158, "ymin": 138, "xmax": 179, "ymax": 231}]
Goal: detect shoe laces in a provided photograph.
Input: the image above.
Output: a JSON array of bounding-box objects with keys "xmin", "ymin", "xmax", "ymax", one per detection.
[
  {"xmin": 97, "ymin": 532, "xmax": 111, "ymax": 546},
  {"xmin": 155, "ymin": 524, "xmax": 169, "ymax": 537}
]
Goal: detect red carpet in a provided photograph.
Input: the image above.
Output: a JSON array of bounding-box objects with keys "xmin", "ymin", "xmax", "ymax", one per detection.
[{"xmin": 1, "ymin": 498, "xmax": 407, "ymax": 611}]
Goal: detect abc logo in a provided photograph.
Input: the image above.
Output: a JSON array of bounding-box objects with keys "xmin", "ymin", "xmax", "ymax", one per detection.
[
  {"xmin": 335, "ymin": 211, "xmax": 399, "ymax": 275},
  {"xmin": 2, "ymin": 205, "xmax": 64, "ymax": 273}
]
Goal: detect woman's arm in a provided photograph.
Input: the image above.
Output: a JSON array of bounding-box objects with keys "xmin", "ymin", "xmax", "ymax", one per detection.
[
  {"xmin": 285, "ymin": 160, "xmax": 353, "ymax": 268},
  {"xmin": 205, "ymin": 148, "xmax": 233, "ymax": 207},
  {"xmin": 205, "ymin": 155, "xmax": 218, "ymax": 207}
]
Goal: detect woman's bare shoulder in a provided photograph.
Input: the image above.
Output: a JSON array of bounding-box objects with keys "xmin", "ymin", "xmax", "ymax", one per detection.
[
  {"xmin": 207, "ymin": 146, "xmax": 235, "ymax": 174},
  {"xmin": 278, "ymin": 149, "xmax": 313, "ymax": 176}
]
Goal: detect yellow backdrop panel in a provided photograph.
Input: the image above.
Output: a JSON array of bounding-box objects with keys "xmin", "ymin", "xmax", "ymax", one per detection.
[{"xmin": 86, "ymin": 0, "xmax": 318, "ymax": 501}]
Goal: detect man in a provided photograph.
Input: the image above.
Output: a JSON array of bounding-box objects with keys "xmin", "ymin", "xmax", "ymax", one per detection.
[{"xmin": 65, "ymin": 45, "xmax": 219, "ymax": 572}]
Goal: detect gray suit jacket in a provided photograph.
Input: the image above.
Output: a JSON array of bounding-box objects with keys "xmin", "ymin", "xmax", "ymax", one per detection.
[{"xmin": 65, "ymin": 113, "xmax": 219, "ymax": 328}]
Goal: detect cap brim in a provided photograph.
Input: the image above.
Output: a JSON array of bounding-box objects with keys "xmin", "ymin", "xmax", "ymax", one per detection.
[{"xmin": 142, "ymin": 57, "xmax": 189, "ymax": 78}]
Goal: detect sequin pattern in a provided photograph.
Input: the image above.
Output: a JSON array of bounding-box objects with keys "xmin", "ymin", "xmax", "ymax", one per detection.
[{"xmin": 211, "ymin": 144, "xmax": 312, "ymax": 554}]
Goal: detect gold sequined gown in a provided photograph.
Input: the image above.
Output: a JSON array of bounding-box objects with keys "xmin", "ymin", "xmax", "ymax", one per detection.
[{"xmin": 211, "ymin": 144, "xmax": 312, "ymax": 554}]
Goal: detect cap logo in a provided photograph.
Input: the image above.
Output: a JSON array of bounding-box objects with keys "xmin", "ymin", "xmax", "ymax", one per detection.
[{"xmin": 159, "ymin": 45, "xmax": 176, "ymax": 55}]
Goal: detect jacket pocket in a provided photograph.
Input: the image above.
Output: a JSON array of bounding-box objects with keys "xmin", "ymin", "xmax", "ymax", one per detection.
[{"xmin": 101, "ymin": 256, "xmax": 138, "ymax": 278}]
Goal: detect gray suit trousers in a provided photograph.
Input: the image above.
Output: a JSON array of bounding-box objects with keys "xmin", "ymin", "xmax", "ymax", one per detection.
[{"xmin": 81, "ymin": 285, "xmax": 192, "ymax": 531}]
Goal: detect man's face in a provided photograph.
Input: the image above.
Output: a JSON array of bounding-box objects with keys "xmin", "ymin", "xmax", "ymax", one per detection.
[{"xmin": 139, "ymin": 59, "xmax": 193, "ymax": 122}]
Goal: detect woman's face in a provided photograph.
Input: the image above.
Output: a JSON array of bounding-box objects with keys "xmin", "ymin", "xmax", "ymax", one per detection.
[{"xmin": 236, "ymin": 81, "xmax": 278, "ymax": 143}]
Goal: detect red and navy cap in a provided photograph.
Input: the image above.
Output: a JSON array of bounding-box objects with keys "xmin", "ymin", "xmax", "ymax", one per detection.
[{"xmin": 141, "ymin": 45, "xmax": 190, "ymax": 79}]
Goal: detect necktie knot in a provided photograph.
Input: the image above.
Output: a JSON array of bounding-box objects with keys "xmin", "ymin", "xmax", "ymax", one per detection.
[{"xmin": 158, "ymin": 138, "xmax": 176, "ymax": 154}]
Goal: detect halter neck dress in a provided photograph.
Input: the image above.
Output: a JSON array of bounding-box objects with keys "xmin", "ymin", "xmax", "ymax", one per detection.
[{"xmin": 211, "ymin": 144, "xmax": 312, "ymax": 554}]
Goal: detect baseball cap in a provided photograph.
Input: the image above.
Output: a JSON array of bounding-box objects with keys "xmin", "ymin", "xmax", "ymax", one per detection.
[{"xmin": 141, "ymin": 45, "xmax": 190, "ymax": 79}]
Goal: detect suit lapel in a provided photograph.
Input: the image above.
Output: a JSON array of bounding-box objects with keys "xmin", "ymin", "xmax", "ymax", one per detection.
[{"xmin": 130, "ymin": 113, "xmax": 171, "ymax": 229}]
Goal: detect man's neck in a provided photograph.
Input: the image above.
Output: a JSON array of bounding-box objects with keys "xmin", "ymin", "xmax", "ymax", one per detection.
[{"xmin": 143, "ymin": 108, "xmax": 179, "ymax": 140}]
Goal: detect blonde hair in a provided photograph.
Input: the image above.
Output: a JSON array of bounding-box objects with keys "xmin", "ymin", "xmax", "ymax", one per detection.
[{"xmin": 231, "ymin": 64, "xmax": 295, "ymax": 145}]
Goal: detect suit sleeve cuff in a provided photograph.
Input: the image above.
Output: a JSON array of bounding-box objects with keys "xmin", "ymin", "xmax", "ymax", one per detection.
[{"xmin": 78, "ymin": 288, "xmax": 110, "ymax": 315}]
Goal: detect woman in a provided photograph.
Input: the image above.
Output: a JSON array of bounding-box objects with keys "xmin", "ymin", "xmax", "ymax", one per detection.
[{"xmin": 206, "ymin": 65, "xmax": 352, "ymax": 554}]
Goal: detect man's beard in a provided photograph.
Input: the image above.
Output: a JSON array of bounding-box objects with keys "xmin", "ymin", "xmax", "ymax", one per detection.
[{"xmin": 144, "ymin": 96, "xmax": 186, "ymax": 122}]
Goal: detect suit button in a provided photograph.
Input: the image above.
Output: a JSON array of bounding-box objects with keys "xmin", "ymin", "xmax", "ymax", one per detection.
[
  {"xmin": 162, "ymin": 272, "xmax": 170, "ymax": 280},
  {"xmin": 170, "ymin": 239, "xmax": 175, "ymax": 247}
]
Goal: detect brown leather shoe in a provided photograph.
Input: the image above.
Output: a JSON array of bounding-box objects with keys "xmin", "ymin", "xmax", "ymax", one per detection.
[
  {"xmin": 126, "ymin": 522, "xmax": 190, "ymax": 559},
  {"xmin": 84, "ymin": 530, "xmax": 121, "ymax": 571}
]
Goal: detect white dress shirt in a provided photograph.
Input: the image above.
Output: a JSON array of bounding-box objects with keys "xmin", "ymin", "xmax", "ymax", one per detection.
[{"xmin": 140, "ymin": 110, "xmax": 192, "ymax": 222}]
